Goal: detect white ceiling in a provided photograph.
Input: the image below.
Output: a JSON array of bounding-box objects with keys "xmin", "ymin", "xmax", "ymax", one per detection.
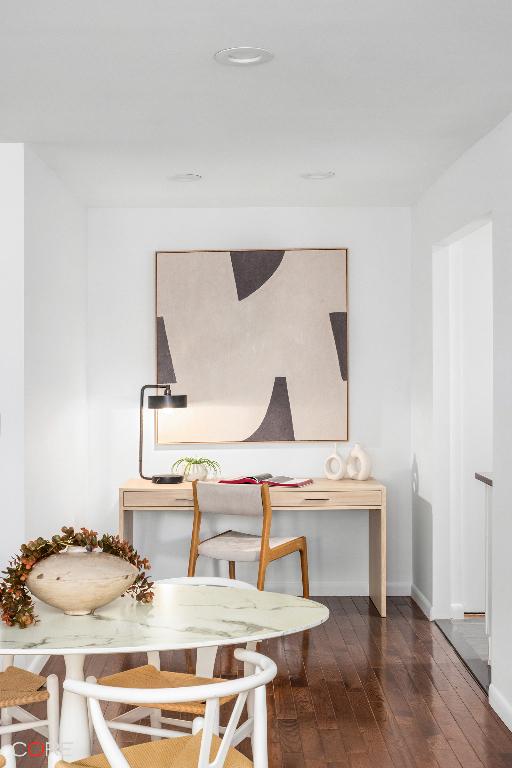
[{"xmin": 2, "ymin": 0, "xmax": 512, "ymax": 207}]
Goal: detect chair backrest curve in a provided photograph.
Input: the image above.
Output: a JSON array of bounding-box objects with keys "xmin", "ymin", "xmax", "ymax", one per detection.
[
  {"xmin": 65, "ymin": 649, "xmax": 276, "ymax": 768},
  {"xmin": 63, "ymin": 649, "xmax": 276, "ymax": 704},
  {"xmin": 196, "ymin": 481, "xmax": 264, "ymax": 516}
]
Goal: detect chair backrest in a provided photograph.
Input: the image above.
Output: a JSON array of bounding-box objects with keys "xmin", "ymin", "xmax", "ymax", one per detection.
[
  {"xmin": 195, "ymin": 481, "xmax": 265, "ymax": 516},
  {"xmin": 64, "ymin": 649, "xmax": 276, "ymax": 768},
  {"xmin": 158, "ymin": 576, "xmax": 257, "ymax": 590}
]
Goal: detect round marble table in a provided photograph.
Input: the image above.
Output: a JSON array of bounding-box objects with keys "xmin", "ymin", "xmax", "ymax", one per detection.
[{"xmin": 0, "ymin": 583, "xmax": 328, "ymax": 761}]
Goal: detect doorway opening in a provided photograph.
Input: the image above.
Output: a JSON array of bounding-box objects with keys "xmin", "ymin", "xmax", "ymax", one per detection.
[{"xmin": 432, "ymin": 219, "xmax": 493, "ymax": 691}]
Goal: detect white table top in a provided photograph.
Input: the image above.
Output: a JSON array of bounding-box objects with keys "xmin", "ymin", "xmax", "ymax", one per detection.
[{"xmin": 0, "ymin": 583, "xmax": 328, "ymax": 655}]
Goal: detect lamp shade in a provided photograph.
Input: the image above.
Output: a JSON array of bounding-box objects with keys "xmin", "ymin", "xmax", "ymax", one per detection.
[{"xmin": 147, "ymin": 393, "xmax": 187, "ymax": 409}]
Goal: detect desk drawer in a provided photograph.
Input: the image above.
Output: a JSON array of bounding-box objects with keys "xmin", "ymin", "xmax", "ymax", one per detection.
[
  {"xmin": 123, "ymin": 491, "xmax": 193, "ymax": 508},
  {"xmin": 123, "ymin": 489, "xmax": 382, "ymax": 509},
  {"xmin": 269, "ymin": 490, "xmax": 382, "ymax": 507}
]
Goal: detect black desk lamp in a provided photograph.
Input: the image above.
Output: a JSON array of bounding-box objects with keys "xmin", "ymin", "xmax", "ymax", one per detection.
[{"xmin": 139, "ymin": 384, "xmax": 187, "ymax": 484}]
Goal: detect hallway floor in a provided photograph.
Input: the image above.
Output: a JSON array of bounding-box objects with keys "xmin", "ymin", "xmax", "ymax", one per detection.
[
  {"xmin": 436, "ymin": 616, "xmax": 490, "ymax": 692},
  {"xmin": 20, "ymin": 597, "xmax": 512, "ymax": 767}
]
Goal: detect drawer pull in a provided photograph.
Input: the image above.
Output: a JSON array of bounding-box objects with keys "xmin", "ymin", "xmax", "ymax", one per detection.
[{"xmin": 304, "ymin": 497, "xmax": 330, "ymax": 501}]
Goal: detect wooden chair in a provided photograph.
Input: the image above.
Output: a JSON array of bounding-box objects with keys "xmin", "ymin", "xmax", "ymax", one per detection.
[
  {"xmin": 188, "ymin": 481, "xmax": 310, "ymax": 598},
  {"xmin": 0, "ymin": 659, "xmax": 59, "ymax": 768},
  {"xmin": 100, "ymin": 577, "xmax": 258, "ymax": 741},
  {"xmin": 54, "ymin": 648, "xmax": 277, "ymax": 768}
]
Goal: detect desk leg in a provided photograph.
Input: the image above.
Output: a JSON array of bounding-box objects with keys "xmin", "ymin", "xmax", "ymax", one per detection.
[
  {"xmin": 60, "ymin": 654, "xmax": 90, "ymax": 761},
  {"xmin": 369, "ymin": 496, "xmax": 386, "ymax": 617},
  {"xmin": 119, "ymin": 495, "xmax": 134, "ymax": 545}
]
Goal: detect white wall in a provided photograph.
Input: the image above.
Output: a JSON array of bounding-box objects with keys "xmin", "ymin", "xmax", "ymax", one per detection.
[
  {"xmin": 87, "ymin": 206, "xmax": 412, "ymax": 595},
  {"xmin": 0, "ymin": 144, "xmax": 25, "ymax": 566},
  {"xmin": 24, "ymin": 147, "xmax": 88, "ymax": 538},
  {"xmin": 411, "ymin": 112, "xmax": 512, "ymax": 727}
]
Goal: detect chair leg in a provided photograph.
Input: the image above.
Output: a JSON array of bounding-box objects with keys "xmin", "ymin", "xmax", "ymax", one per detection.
[
  {"xmin": 0, "ymin": 707, "xmax": 12, "ymax": 747},
  {"xmin": 299, "ymin": 539, "xmax": 310, "ymax": 598},
  {"xmin": 147, "ymin": 651, "xmax": 161, "ymax": 670},
  {"xmin": 244, "ymin": 640, "xmax": 258, "ymax": 752},
  {"xmin": 46, "ymin": 674, "xmax": 60, "ymax": 761},
  {"xmin": 0, "ymin": 656, "xmax": 14, "ymax": 752},
  {"xmin": 228, "ymin": 561, "xmax": 236, "ymax": 579},
  {"xmin": 192, "ymin": 716, "xmax": 204, "ymax": 735},
  {"xmin": 252, "ymin": 682, "xmax": 268, "ymax": 768},
  {"xmin": 257, "ymin": 559, "xmax": 267, "ymax": 591},
  {"xmin": 0, "ymin": 745, "xmax": 15, "ymax": 768},
  {"xmin": 188, "ymin": 553, "xmax": 198, "ymax": 577},
  {"xmin": 146, "ymin": 651, "xmax": 162, "ymax": 735}
]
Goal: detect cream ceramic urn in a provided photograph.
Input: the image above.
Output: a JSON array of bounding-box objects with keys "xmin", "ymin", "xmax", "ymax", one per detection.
[{"xmin": 27, "ymin": 547, "xmax": 138, "ymax": 615}]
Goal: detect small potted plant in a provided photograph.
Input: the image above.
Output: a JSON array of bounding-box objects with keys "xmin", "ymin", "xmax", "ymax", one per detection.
[{"xmin": 171, "ymin": 456, "xmax": 221, "ymax": 482}]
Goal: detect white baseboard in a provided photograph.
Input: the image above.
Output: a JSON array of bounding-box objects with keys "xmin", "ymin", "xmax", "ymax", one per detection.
[
  {"xmin": 451, "ymin": 602, "xmax": 465, "ymax": 620},
  {"xmin": 411, "ymin": 583, "xmax": 434, "ymax": 620},
  {"xmin": 263, "ymin": 580, "xmax": 411, "ymax": 597},
  {"xmin": 387, "ymin": 582, "xmax": 412, "ymax": 596},
  {"xmin": 489, "ymin": 683, "xmax": 512, "ymax": 732}
]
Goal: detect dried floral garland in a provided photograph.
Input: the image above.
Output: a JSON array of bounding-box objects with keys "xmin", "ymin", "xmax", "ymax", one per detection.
[{"xmin": 0, "ymin": 527, "xmax": 154, "ymax": 629}]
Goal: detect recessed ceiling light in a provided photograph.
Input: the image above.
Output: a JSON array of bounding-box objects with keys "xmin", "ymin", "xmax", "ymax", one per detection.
[
  {"xmin": 167, "ymin": 173, "xmax": 202, "ymax": 182},
  {"xmin": 214, "ymin": 47, "xmax": 274, "ymax": 66},
  {"xmin": 301, "ymin": 171, "xmax": 336, "ymax": 180}
]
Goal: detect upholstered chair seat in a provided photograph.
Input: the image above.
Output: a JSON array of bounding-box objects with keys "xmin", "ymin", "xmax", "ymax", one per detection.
[{"xmin": 198, "ymin": 530, "xmax": 297, "ymax": 562}]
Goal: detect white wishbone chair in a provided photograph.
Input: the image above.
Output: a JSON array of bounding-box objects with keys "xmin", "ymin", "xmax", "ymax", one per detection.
[
  {"xmin": 0, "ymin": 656, "xmax": 59, "ymax": 768},
  {"xmin": 55, "ymin": 648, "xmax": 277, "ymax": 768},
  {"xmin": 100, "ymin": 577, "xmax": 258, "ymax": 742}
]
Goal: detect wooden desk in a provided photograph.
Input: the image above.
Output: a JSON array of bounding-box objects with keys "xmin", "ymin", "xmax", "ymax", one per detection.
[{"xmin": 119, "ymin": 477, "xmax": 387, "ymax": 616}]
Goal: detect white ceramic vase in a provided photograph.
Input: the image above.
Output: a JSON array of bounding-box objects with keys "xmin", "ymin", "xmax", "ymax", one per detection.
[
  {"xmin": 324, "ymin": 449, "xmax": 347, "ymax": 480},
  {"xmin": 184, "ymin": 464, "xmax": 209, "ymax": 481},
  {"xmin": 346, "ymin": 443, "xmax": 372, "ymax": 481},
  {"xmin": 27, "ymin": 547, "xmax": 138, "ymax": 616}
]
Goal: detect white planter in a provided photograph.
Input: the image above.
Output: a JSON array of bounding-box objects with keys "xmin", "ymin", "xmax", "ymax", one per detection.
[
  {"xmin": 184, "ymin": 464, "xmax": 209, "ymax": 481},
  {"xmin": 346, "ymin": 443, "xmax": 372, "ymax": 481},
  {"xmin": 27, "ymin": 548, "xmax": 138, "ymax": 615},
  {"xmin": 324, "ymin": 450, "xmax": 347, "ymax": 480}
]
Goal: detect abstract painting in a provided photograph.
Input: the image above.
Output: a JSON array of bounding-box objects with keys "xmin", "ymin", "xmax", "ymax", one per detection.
[{"xmin": 155, "ymin": 248, "xmax": 348, "ymax": 443}]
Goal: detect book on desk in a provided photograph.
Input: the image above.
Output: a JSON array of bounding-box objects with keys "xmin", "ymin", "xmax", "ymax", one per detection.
[{"xmin": 219, "ymin": 473, "xmax": 313, "ymax": 488}]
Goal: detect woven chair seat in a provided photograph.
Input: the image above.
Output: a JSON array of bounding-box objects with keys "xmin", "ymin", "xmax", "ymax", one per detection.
[
  {"xmin": 0, "ymin": 666, "xmax": 49, "ymax": 708},
  {"xmin": 98, "ymin": 665, "xmax": 236, "ymax": 715},
  {"xmin": 56, "ymin": 732, "xmax": 252, "ymax": 768}
]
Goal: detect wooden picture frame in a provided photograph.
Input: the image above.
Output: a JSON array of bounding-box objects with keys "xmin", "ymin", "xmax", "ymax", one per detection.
[{"xmin": 155, "ymin": 248, "xmax": 348, "ymax": 443}]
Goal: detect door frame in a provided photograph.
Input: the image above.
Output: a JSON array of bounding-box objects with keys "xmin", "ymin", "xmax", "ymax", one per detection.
[{"xmin": 431, "ymin": 215, "xmax": 492, "ymax": 620}]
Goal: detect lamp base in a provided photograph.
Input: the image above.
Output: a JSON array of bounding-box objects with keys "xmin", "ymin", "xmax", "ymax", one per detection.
[{"xmin": 151, "ymin": 474, "xmax": 184, "ymax": 485}]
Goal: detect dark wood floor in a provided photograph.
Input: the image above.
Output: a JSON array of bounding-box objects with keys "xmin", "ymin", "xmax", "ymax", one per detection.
[{"xmin": 16, "ymin": 597, "xmax": 512, "ymax": 767}]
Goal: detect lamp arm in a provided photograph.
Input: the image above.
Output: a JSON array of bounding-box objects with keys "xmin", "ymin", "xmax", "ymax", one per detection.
[{"xmin": 139, "ymin": 384, "xmax": 169, "ymax": 480}]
